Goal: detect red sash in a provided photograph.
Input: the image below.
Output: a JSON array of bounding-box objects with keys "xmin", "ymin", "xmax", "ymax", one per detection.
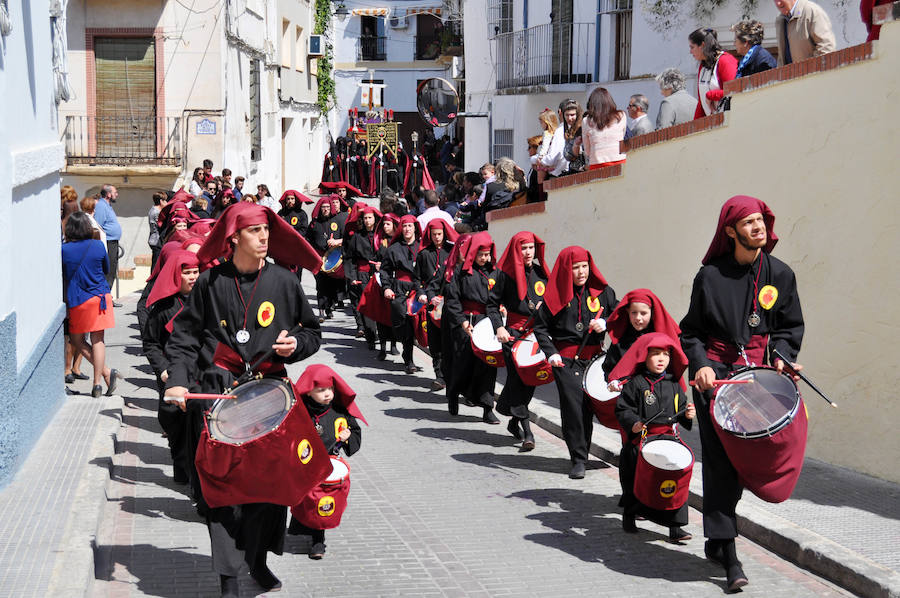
[
  {"xmin": 213, "ymin": 343, "xmax": 283, "ymax": 376},
  {"xmin": 395, "ymin": 271, "xmax": 413, "ymax": 283},
  {"xmin": 506, "ymin": 311, "xmax": 529, "ymax": 331},
  {"xmin": 462, "ymin": 300, "xmax": 486, "ymax": 315},
  {"xmin": 706, "ymin": 334, "xmax": 768, "ymax": 366},
  {"xmin": 355, "ymin": 259, "xmax": 371, "ymax": 273},
  {"xmin": 554, "ymin": 341, "xmax": 603, "ymax": 360}
]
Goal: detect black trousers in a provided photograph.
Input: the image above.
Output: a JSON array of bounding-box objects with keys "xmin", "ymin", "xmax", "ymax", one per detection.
[
  {"xmin": 315, "ymin": 272, "xmax": 341, "ymax": 311},
  {"xmin": 106, "ymin": 239, "xmax": 119, "ymax": 289},
  {"xmin": 155, "ymin": 375, "xmax": 187, "ymax": 477},
  {"xmin": 552, "ymin": 358, "xmax": 593, "ymax": 465},
  {"xmin": 495, "ymin": 341, "xmax": 536, "ymax": 420},
  {"xmin": 446, "ymin": 324, "xmax": 496, "ymax": 410},
  {"xmin": 692, "ymin": 361, "xmax": 743, "ymax": 539},
  {"xmin": 426, "ymin": 315, "xmax": 443, "ymax": 377}
]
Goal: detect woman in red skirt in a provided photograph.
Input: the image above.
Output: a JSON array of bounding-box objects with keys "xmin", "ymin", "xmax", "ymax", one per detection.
[{"xmin": 62, "ymin": 212, "xmax": 119, "ymax": 397}]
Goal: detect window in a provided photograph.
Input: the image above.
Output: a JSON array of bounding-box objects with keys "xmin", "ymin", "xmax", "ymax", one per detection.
[
  {"xmin": 295, "ymin": 25, "xmax": 304, "ymax": 72},
  {"xmin": 609, "ymin": 0, "xmax": 633, "ymax": 80},
  {"xmin": 493, "ymin": 129, "xmax": 514, "ymax": 162},
  {"xmin": 487, "ymin": 0, "xmax": 513, "ymax": 37},
  {"xmin": 281, "ymin": 19, "xmax": 291, "ymax": 69},
  {"xmin": 250, "ymin": 59, "xmax": 262, "ymax": 162},
  {"xmin": 359, "ymin": 16, "xmax": 386, "ymax": 61},
  {"xmin": 415, "ymin": 14, "xmax": 442, "ymax": 60}
]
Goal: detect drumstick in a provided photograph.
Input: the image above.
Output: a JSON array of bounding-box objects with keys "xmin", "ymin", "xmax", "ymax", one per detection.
[
  {"xmin": 643, "ymin": 407, "xmax": 688, "ymax": 426},
  {"xmin": 689, "ymin": 379, "xmax": 754, "ymax": 387},
  {"xmin": 772, "ymin": 348, "xmax": 838, "ymax": 408},
  {"xmin": 184, "ymin": 393, "xmax": 237, "ymax": 400}
]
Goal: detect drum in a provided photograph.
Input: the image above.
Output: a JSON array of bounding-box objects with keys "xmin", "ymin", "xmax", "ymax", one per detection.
[
  {"xmin": 291, "ymin": 456, "xmax": 351, "ymax": 530},
  {"xmin": 510, "ymin": 333, "xmax": 554, "ymax": 386},
  {"xmin": 711, "ymin": 366, "xmax": 807, "ymax": 503},
  {"xmin": 428, "ymin": 296, "xmax": 444, "ymax": 326},
  {"xmin": 634, "ymin": 436, "xmax": 694, "ymax": 511},
  {"xmin": 194, "ymin": 378, "xmax": 331, "ymax": 508},
  {"xmin": 414, "ymin": 309, "xmax": 429, "ymax": 348},
  {"xmin": 582, "ymin": 356, "xmax": 621, "ymax": 432},
  {"xmin": 406, "ymin": 293, "xmax": 425, "ymax": 317},
  {"xmin": 470, "ymin": 317, "xmax": 505, "ymax": 367},
  {"xmin": 322, "ymin": 247, "xmax": 344, "ymax": 279}
]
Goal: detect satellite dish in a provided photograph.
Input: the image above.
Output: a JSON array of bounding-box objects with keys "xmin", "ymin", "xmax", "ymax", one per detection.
[{"xmin": 416, "ymin": 78, "xmax": 459, "ymax": 128}]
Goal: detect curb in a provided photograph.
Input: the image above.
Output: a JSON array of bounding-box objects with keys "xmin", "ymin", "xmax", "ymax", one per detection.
[
  {"xmin": 44, "ymin": 397, "xmax": 122, "ymax": 598},
  {"xmin": 528, "ymin": 399, "xmax": 900, "ymax": 598}
]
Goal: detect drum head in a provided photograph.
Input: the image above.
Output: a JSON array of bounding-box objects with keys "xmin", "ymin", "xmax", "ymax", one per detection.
[
  {"xmin": 323, "ymin": 248, "xmax": 342, "ymax": 271},
  {"xmin": 642, "ymin": 439, "xmax": 693, "ymax": 470},
  {"xmin": 208, "ymin": 378, "xmax": 293, "ymax": 444},
  {"xmin": 714, "ymin": 368, "xmax": 799, "ymax": 438},
  {"xmin": 326, "ymin": 457, "xmax": 350, "ymax": 482},
  {"xmin": 582, "ymin": 357, "xmax": 615, "ymax": 401},
  {"xmin": 512, "ymin": 334, "xmax": 546, "ymax": 366},
  {"xmin": 472, "ymin": 318, "xmax": 502, "ymax": 351}
]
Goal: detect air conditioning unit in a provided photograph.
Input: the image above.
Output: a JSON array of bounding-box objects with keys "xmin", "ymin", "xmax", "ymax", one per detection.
[
  {"xmin": 308, "ymin": 34, "xmax": 324, "ymax": 57},
  {"xmin": 388, "ymin": 14, "xmax": 408, "ymax": 29}
]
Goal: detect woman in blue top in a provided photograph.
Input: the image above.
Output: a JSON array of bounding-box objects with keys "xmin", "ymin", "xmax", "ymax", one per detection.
[
  {"xmin": 62, "ymin": 212, "xmax": 119, "ymax": 397},
  {"xmin": 733, "ymin": 20, "xmax": 777, "ymax": 78}
]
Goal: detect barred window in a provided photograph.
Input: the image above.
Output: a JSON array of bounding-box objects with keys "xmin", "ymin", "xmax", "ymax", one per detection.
[
  {"xmin": 249, "ymin": 59, "xmax": 262, "ymax": 162},
  {"xmin": 487, "ymin": 0, "xmax": 513, "ymax": 38},
  {"xmin": 492, "ymin": 128, "xmax": 514, "ymax": 163}
]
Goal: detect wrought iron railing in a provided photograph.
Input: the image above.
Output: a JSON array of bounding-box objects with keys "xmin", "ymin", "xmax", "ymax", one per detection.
[
  {"xmin": 62, "ymin": 115, "xmax": 183, "ymax": 166},
  {"xmin": 357, "ymin": 35, "xmax": 387, "ymax": 61},
  {"xmin": 495, "ymin": 22, "xmax": 595, "ymax": 89}
]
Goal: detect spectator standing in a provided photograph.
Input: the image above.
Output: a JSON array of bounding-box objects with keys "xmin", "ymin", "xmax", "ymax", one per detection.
[
  {"xmin": 79, "ymin": 196, "xmax": 107, "ymax": 244},
  {"xmin": 559, "ymin": 99, "xmax": 585, "ymax": 175},
  {"xmin": 774, "ymin": 0, "xmax": 836, "ymax": 65},
  {"xmin": 233, "ymin": 176, "xmax": 245, "ymax": 200},
  {"xmin": 195, "ymin": 182, "xmax": 216, "ymax": 219},
  {"xmin": 188, "ymin": 167, "xmax": 204, "ymax": 198},
  {"xmin": 581, "ymin": 87, "xmax": 627, "ymax": 170},
  {"xmin": 221, "ymin": 168, "xmax": 233, "ymax": 188},
  {"xmin": 148, "ymin": 191, "xmax": 167, "ymax": 269},
  {"xmin": 625, "ymin": 94, "xmax": 653, "ymax": 138},
  {"xmin": 689, "ymin": 28, "xmax": 738, "ymax": 119},
  {"xmin": 526, "ymin": 135, "xmax": 543, "ymax": 203},
  {"xmin": 655, "ymin": 69, "xmax": 697, "ymax": 129},
  {"xmin": 94, "ymin": 185, "xmax": 122, "ymax": 299},
  {"xmin": 201, "ymin": 158, "xmax": 214, "ymax": 185},
  {"xmin": 256, "ymin": 183, "xmax": 279, "ymax": 212},
  {"xmin": 417, "ymin": 189, "xmax": 455, "ymax": 230},
  {"xmin": 733, "ymin": 21, "xmax": 777, "ymax": 77},
  {"xmin": 61, "ymin": 212, "xmax": 119, "ymax": 397}
]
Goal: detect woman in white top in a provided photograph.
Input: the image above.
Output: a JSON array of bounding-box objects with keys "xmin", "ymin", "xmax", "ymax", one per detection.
[
  {"xmin": 689, "ymin": 28, "xmax": 738, "ymax": 119},
  {"xmin": 188, "ymin": 167, "xmax": 204, "ymax": 198},
  {"xmin": 581, "ymin": 87, "xmax": 627, "ymax": 169}
]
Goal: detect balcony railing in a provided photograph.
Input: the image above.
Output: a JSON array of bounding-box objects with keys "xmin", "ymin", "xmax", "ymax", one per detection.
[
  {"xmin": 495, "ymin": 22, "xmax": 595, "ymax": 89},
  {"xmin": 357, "ymin": 35, "xmax": 387, "ymax": 61},
  {"xmin": 63, "ymin": 115, "xmax": 183, "ymax": 167}
]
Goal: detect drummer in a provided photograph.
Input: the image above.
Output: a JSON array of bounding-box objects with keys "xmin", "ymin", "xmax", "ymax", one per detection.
[
  {"xmin": 277, "ymin": 190, "xmax": 312, "ymax": 238},
  {"xmin": 415, "ymin": 219, "xmax": 458, "ymax": 391},
  {"xmin": 380, "ymin": 215, "xmax": 423, "ymax": 374},
  {"xmin": 609, "ymin": 333, "xmax": 695, "ymax": 542},
  {"xmin": 307, "ymin": 197, "xmax": 342, "ymax": 321},
  {"xmin": 288, "ymin": 365, "xmax": 365, "ymax": 559},
  {"xmin": 680, "ymin": 195, "xmax": 804, "ymax": 593},
  {"xmin": 344, "ymin": 205, "xmax": 382, "ymax": 348},
  {"xmin": 487, "ymin": 231, "xmax": 549, "ymax": 451},
  {"xmin": 163, "ymin": 202, "xmax": 323, "ymax": 596},
  {"xmin": 533, "ymin": 246, "xmax": 617, "ymax": 479},
  {"xmin": 438, "ymin": 233, "xmax": 473, "ymax": 398},
  {"xmin": 443, "ymin": 232, "xmax": 501, "ymax": 423},
  {"xmin": 371, "ymin": 213, "xmax": 401, "ymax": 360}
]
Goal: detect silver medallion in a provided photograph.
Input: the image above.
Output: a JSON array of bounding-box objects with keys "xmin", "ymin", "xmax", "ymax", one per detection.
[
  {"xmin": 315, "ymin": 423, "xmax": 323, "ymax": 434},
  {"xmin": 235, "ymin": 329, "xmax": 251, "ymax": 344},
  {"xmin": 748, "ymin": 312, "xmax": 761, "ymax": 328},
  {"xmin": 528, "ymin": 300, "xmax": 535, "ymax": 310},
  {"xmin": 575, "ymin": 322, "xmax": 584, "ymax": 332},
  {"xmin": 645, "ymin": 392, "xmax": 657, "ymax": 406}
]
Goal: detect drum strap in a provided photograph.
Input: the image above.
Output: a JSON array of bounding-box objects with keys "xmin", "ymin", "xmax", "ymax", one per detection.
[
  {"xmin": 635, "ymin": 425, "xmax": 677, "ymax": 446},
  {"xmin": 213, "ymin": 343, "xmax": 283, "ymax": 377}
]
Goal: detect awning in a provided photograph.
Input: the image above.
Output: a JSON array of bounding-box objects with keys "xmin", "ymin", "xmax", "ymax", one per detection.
[
  {"xmin": 351, "ymin": 8, "xmax": 389, "ymax": 16},
  {"xmin": 406, "ymin": 7, "xmax": 442, "ymax": 17}
]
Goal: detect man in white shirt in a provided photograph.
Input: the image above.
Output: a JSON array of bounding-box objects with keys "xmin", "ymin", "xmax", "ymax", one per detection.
[{"xmin": 417, "ymin": 189, "xmax": 455, "ymax": 230}]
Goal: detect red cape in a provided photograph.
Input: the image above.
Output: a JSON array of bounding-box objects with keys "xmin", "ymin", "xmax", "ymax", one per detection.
[
  {"xmin": 495, "ymin": 231, "xmax": 547, "ymax": 301},
  {"xmin": 606, "ymin": 289, "xmax": 681, "ymax": 344},
  {"xmin": 543, "ymin": 246, "xmax": 609, "ymax": 316}
]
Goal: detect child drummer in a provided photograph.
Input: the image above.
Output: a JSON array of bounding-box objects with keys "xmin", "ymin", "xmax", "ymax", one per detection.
[
  {"xmin": 609, "ymin": 333, "xmax": 695, "ymax": 542},
  {"xmin": 288, "ymin": 365, "xmax": 365, "ymax": 559}
]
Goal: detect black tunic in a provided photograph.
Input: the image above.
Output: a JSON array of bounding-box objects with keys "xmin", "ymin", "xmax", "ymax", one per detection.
[
  {"xmin": 603, "ymin": 327, "xmax": 649, "ymax": 380},
  {"xmin": 278, "ymin": 207, "xmax": 309, "ymax": 238},
  {"xmin": 381, "ymin": 240, "xmax": 420, "ymax": 336},
  {"xmin": 303, "ymin": 398, "xmax": 362, "ymax": 457},
  {"xmin": 679, "ymin": 251, "xmax": 803, "ymax": 539}
]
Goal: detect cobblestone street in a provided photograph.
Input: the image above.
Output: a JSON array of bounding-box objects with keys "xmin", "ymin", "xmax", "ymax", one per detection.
[{"xmin": 87, "ymin": 292, "xmax": 851, "ymax": 597}]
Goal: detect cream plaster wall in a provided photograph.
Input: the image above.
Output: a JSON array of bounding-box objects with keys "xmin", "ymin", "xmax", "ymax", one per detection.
[{"xmin": 488, "ymin": 23, "xmax": 900, "ymax": 483}]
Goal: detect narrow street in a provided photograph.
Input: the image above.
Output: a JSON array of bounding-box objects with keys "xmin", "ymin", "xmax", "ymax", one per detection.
[{"xmin": 88, "ymin": 290, "xmax": 851, "ymax": 597}]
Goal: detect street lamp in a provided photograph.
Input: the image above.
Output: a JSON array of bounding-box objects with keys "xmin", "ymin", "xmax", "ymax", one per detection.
[{"xmin": 334, "ymin": 2, "xmax": 349, "ymax": 20}]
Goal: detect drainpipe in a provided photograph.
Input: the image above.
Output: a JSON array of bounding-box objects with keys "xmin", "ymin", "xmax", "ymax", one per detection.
[{"xmin": 594, "ymin": 0, "xmax": 601, "ymax": 83}]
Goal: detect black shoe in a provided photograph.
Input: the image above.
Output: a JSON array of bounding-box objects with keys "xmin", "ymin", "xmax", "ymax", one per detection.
[
  {"xmin": 112, "ymin": 301, "xmax": 123, "ymax": 308},
  {"xmin": 726, "ymin": 563, "xmax": 749, "ymax": 593},
  {"xmin": 309, "ymin": 541, "xmax": 326, "ymax": 559},
  {"xmin": 520, "ymin": 430, "xmax": 535, "ymax": 452},
  {"xmin": 220, "ymin": 574, "xmax": 240, "ymax": 598},
  {"xmin": 404, "ymin": 363, "xmax": 417, "ymax": 375},
  {"xmin": 72, "ymin": 371, "xmax": 90, "ymax": 380},
  {"xmin": 622, "ymin": 514, "xmax": 638, "ymax": 533},
  {"xmin": 506, "ymin": 419, "xmax": 522, "ymax": 440},
  {"xmin": 105, "ymin": 369, "xmax": 119, "ymax": 396},
  {"xmin": 65, "ymin": 386, "xmax": 77, "ymax": 396},
  {"xmin": 389, "ymin": 345, "xmax": 400, "ymax": 355},
  {"xmin": 250, "ymin": 565, "xmax": 282, "ymax": 592},
  {"xmin": 65, "ymin": 373, "xmax": 75, "ymax": 384},
  {"xmin": 430, "ymin": 378, "xmax": 446, "ymax": 391},
  {"xmin": 377, "ymin": 349, "xmax": 387, "ymax": 361},
  {"xmin": 669, "ymin": 527, "xmax": 692, "ymax": 543},
  {"xmin": 356, "ymin": 328, "xmax": 366, "ymax": 338},
  {"xmin": 325, "ymin": 310, "xmax": 334, "ymax": 319},
  {"xmin": 483, "ymin": 409, "xmax": 500, "ymax": 424},
  {"xmin": 705, "ymin": 539, "xmax": 725, "ymax": 566},
  {"xmin": 91, "ymin": 384, "xmax": 102, "ymax": 398},
  {"xmin": 448, "ymin": 398, "xmax": 459, "ymax": 416},
  {"xmin": 568, "ymin": 462, "xmax": 586, "ymax": 479},
  {"xmin": 318, "ymin": 316, "xmax": 325, "ymax": 323}
]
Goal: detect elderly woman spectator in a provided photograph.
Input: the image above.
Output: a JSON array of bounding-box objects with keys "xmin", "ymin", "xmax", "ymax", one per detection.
[
  {"xmin": 689, "ymin": 28, "xmax": 737, "ymax": 119},
  {"xmin": 61, "ymin": 212, "xmax": 119, "ymax": 397},
  {"xmin": 581, "ymin": 87, "xmax": 627, "ymax": 170},
  {"xmin": 733, "ymin": 20, "xmax": 777, "ymax": 77},
  {"xmin": 655, "ymin": 68, "xmax": 697, "ymax": 129}
]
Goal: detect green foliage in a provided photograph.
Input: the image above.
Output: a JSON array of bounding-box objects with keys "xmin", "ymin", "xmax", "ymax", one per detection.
[{"xmin": 315, "ymin": 0, "xmax": 337, "ymax": 114}]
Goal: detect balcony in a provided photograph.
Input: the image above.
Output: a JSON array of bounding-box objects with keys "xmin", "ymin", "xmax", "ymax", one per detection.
[
  {"xmin": 63, "ymin": 115, "xmax": 183, "ymax": 167},
  {"xmin": 357, "ymin": 35, "xmax": 386, "ymax": 61},
  {"xmin": 495, "ymin": 22, "xmax": 595, "ymax": 90}
]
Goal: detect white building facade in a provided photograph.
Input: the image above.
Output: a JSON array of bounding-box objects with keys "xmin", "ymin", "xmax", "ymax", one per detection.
[
  {"xmin": 463, "ymin": 0, "xmax": 866, "ymax": 172},
  {"xmin": 0, "ymin": 0, "xmax": 68, "ymax": 487}
]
